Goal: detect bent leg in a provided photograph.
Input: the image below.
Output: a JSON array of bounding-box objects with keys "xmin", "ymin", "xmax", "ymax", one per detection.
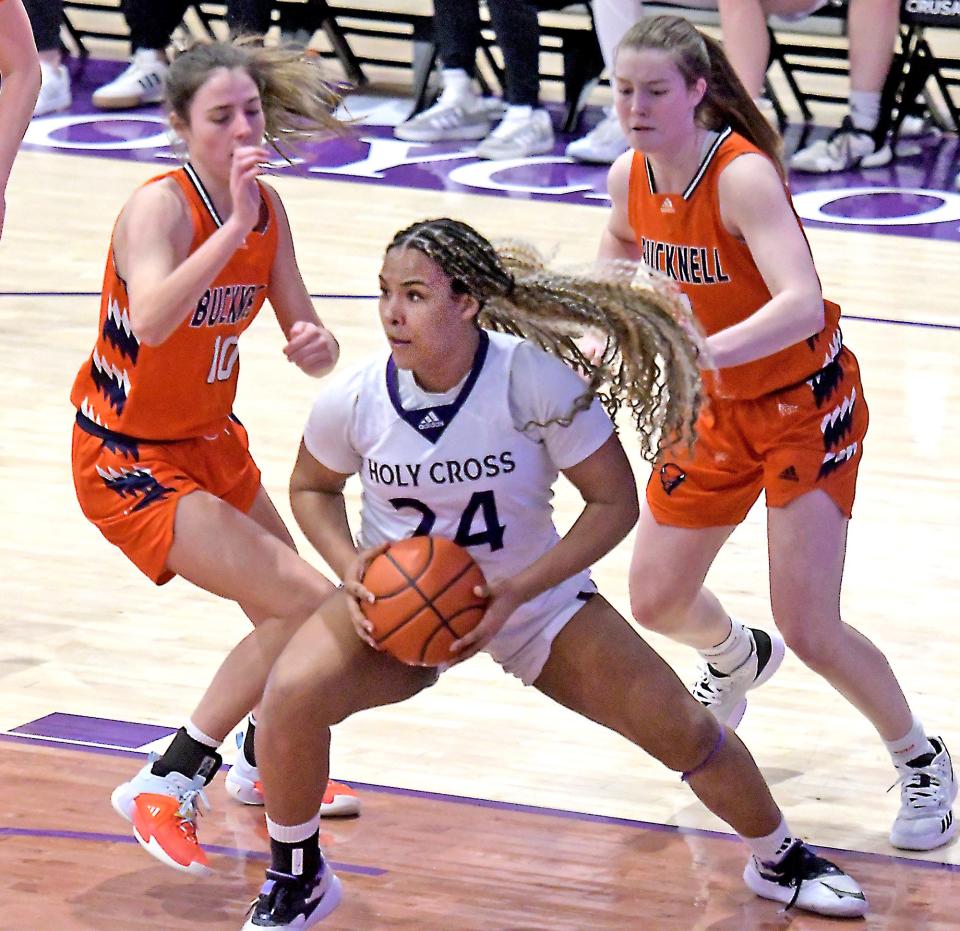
[
  {"xmin": 629, "ymin": 503, "xmax": 735, "ymax": 650},
  {"xmin": 534, "ymin": 597, "xmax": 782, "ymax": 839},
  {"xmin": 768, "ymin": 490, "xmax": 912, "ymax": 740},
  {"xmin": 257, "ymin": 591, "xmax": 435, "ymax": 826},
  {"xmin": 166, "ymin": 487, "xmax": 336, "ymax": 741}
]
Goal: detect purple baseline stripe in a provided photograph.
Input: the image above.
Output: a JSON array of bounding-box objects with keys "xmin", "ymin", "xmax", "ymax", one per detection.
[
  {"xmin": 6, "ymin": 719, "xmax": 957, "ymax": 874},
  {"xmin": 340, "ymin": 780, "xmax": 960, "ymax": 874},
  {"xmin": 0, "ymin": 828, "xmax": 385, "ymax": 875},
  {"xmin": 844, "ymin": 313, "xmax": 960, "ymax": 332},
  {"xmin": 10, "ymin": 712, "xmax": 175, "ymax": 749}
]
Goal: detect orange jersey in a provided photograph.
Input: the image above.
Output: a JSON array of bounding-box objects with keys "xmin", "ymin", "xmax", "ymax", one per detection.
[
  {"xmin": 70, "ymin": 164, "xmax": 279, "ymax": 439},
  {"xmin": 627, "ymin": 128, "xmax": 842, "ymax": 400}
]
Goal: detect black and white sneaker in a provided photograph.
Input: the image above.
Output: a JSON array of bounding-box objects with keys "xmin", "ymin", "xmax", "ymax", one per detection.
[
  {"xmin": 744, "ymin": 840, "xmax": 868, "ymax": 918},
  {"xmin": 691, "ymin": 627, "xmax": 785, "ymax": 728},
  {"xmin": 890, "ymin": 736, "xmax": 958, "ymax": 851},
  {"xmin": 242, "ymin": 863, "xmax": 342, "ymax": 929}
]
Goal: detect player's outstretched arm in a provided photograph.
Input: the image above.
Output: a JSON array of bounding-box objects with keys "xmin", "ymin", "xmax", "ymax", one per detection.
[{"xmin": 263, "ymin": 185, "xmax": 340, "ymax": 377}]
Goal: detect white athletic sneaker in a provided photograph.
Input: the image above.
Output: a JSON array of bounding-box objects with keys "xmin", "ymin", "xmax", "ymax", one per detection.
[
  {"xmin": 899, "ymin": 114, "xmax": 941, "ymax": 140},
  {"xmin": 225, "ymin": 750, "xmax": 265, "ymax": 805},
  {"xmin": 33, "ymin": 61, "xmax": 72, "ymax": 117},
  {"xmin": 394, "ymin": 88, "xmax": 502, "ymax": 143},
  {"xmin": 565, "ymin": 109, "xmax": 628, "ymax": 164},
  {"xmin": 111, "ymin": 761, "xmax": 213, "ymax": 875},
  {"xmin": 92, "ymin": 49, "xmax": 168, "ymax": 110},
  {"xmin": 476, "ymin": 108, "xmax": 555, "ymax": 161},
  {"xmin": 225, "ymin": 737, "xmax": 362, "ymax": 817},
  {"xmin": 691, "ymin": 627, "xmax": 786, "ymax": 728},
  {"xmin": 890, "ymin": 737, "xmax": 958, "ymax": 851},
  {"xmin": 789, "ymin": 116, "xmax": 893, "ymax": 173},
  {"xmin": 744, "ymin": 840, "xmax": 868, "ymax": 918}
]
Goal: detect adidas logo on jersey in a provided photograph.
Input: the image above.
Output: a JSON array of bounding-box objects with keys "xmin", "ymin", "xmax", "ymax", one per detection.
[
  {"xmin": 660, "ymin": 197, "xmax": 675, "ymax": 214},
  {"xmin": 778, "ymin": 465, "xmax": 800, "ymax": 482},
  {"xmin": 418, "ymin": 410, "xmax": 444, "ymax": 431}
]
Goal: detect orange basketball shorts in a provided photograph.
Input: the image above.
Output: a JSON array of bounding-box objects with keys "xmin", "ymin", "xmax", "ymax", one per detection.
[
  {"xmin": 646, "ymin": 347, "xmax": 869, "ymax": 528},
  {"xmin": 71, "ymin": 415, "xmax": 262, "ymax": 584}
]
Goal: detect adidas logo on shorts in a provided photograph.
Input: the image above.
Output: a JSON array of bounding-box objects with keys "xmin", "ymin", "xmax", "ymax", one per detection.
[{"xmin": 418, "ymin": 410, "xmax": 444, "ymax": 431}]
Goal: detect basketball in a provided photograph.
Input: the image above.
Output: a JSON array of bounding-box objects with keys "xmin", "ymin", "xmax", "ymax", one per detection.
[{"xmin": 359, "ymin": 536, "xmax": 489, "ymax": 665}]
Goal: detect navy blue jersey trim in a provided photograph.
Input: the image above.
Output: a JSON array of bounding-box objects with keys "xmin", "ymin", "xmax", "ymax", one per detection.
[{"xmin": 385, "ymin": 330, "xmax": 490, "ymax": 444}]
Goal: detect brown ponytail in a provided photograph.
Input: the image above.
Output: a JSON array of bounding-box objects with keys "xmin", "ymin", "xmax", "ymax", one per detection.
[{"xmin": 617, "ymin": 15, "xmax": 784, "ymax": 176}]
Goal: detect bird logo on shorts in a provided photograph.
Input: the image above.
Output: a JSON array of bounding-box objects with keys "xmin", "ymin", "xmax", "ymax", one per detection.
[{"xmin": 659, "ymin": 463, "xmax": 686, "ymax": 495}]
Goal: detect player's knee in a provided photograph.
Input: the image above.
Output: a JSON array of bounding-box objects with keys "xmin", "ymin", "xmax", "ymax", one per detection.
[
  {"xmin": 629, "ymin": 579, "xmax": 695, "ymax": 634},
  {"xmin": 646, "ymin": 705, "xmax": 720, "ymax": 773},
  {"xmin": 775, "ymin": 613, "xmax": 835, "ymax": 669},
  {"xmin": 263, "ymin": 655, "xmax": 348, "ymax": 728},
  {"xmin": 275, "ymin": 573, "xmax": 338, "ymax": 626}
]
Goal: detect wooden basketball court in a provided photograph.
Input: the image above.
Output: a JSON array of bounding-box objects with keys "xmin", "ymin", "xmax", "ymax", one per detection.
[{"xmin": 1, "ymin": 14, "xmax": 959, "ymax": 924}]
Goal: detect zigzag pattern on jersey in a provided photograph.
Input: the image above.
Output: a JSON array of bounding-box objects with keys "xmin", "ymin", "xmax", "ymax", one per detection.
[
  {"xmin": 80, "ymin": 397, "xmax": 138, "ymax": 458},
  {"xmin": 90, "ymin": 348, "xmax": 132, "ymax": 414},
  {"xmin": 101, "ymin": 298, "xmax": 140, "ymax": 364},
  {"xmin": 821, "ymin": 386, "xmax": 857, "ymax": 451},
  {"xmin": 96, "ymin": 464, "xmax": 174, "ymax": 511},
  {"xmin": 818, "ymin": 441, "xmax": 858, "ymax": 480},
  {"xmin": 818, "ymin": 386, "xmax": 858, "ymax": 480},
  {"xmin": 806, "ymin": 329, "xmax": 844, "ymax": 408}
]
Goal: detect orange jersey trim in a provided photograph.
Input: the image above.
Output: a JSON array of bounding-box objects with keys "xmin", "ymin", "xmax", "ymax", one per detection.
[
  {"xmin": 70, "ymin": 164, "xmax": 279, "ymax": 439},
  {"xmin": 627, "ymin": 129, "xmax": 842, "ymax": 400}
]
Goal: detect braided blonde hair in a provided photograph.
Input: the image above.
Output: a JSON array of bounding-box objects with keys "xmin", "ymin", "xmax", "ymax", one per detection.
[
  {"xmin": 165, "ymin": 37, "xmax": 347, "ymax": 160},
  {"xmin": 388, "ymin": 219, "xmax": 704, "ymax": 461}
]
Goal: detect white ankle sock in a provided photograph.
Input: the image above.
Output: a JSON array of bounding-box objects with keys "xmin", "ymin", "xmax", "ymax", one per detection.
[
  {"xmin": 266, "ymin": 813, "xmax": 321, "ymax": 844},
  {"xmin": 848, "ymin": 90, "xmax": 880, "ymax": 132},
  {"xmin": 441, "ymin": 68, "xmax": 472, "ymax": 98},
  {"xmin": 184, "ymin": 719, "xmax": 220, "ymax": 749},
  {"xmin": 885, "ymin": 715, "xmax": 934, "ymax": 767},
  {"xmin": 700, "ymin": 619, "xmax": 753, "ymax": 675},
  {"xmin": 743, "ymin": 817, "xmax": 795, "ymax": 867},
  {"xmin": 502, "ymin": 104, "xmax": 534, "ymax": 123}
]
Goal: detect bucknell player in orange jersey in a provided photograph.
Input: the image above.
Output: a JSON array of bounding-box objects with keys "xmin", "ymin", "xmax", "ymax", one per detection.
[
  {"xmin": 600, "ymin": 14, "xmax": 956, "ymax": 869},
  {"xmin": 70, "ymin": 39, "xmax": 360, "ymax": 879}
]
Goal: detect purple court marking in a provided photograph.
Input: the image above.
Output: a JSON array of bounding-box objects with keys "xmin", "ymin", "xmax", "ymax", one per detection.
[
  {"xmin": 0, "ymin": 827, "xmax": 385, "ymax": 876},
  {"xmin": 12, "ymin": 711, "xmax": 175, "ymax": 749},
  {"xmin": 5, "ymin": 715, "xmax": 958, "ymax": 875},
  {"xmin": 22, "ymin": 57, "xmax": 960, "ymax": 243}
]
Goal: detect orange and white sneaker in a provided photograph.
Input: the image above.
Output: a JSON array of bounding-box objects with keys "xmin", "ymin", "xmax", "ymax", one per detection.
[
  {"xmin": 321, "ymin": 779, "xmax": 361, "ymax": 818},
  {"xmin": 111, "ymin": 763, "xmax": 211, "ymax": 876},
  {"xmin": 225, "ymin": 749, "xmax": 361, "ymax": 818}
]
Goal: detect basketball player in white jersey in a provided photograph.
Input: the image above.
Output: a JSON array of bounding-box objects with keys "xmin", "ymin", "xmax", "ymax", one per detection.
[{"xmin": 239, "ymin": 218, "xmax": 868, "ymax": 929}]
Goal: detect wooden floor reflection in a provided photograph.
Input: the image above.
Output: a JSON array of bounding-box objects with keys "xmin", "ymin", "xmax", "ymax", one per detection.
[{"xmin": 3, "ymin": 738, "xmax": 957, "ymax": 930}]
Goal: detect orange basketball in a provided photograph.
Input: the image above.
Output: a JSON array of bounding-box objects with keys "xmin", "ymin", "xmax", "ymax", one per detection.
[{"xmin": 360, "ymin": 536, "xmax": 488, "ymax": 666}]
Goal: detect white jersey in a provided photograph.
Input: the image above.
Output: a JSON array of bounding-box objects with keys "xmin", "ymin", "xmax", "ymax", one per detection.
[{"xmin": 303, "ymin": 330, "xmax": 615, "ymax": 644}]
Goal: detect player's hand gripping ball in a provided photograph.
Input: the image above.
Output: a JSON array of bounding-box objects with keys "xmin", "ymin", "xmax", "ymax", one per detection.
[{"xmin": 360, "ymin": 536, "xmax": 489, "ymax": 665}]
